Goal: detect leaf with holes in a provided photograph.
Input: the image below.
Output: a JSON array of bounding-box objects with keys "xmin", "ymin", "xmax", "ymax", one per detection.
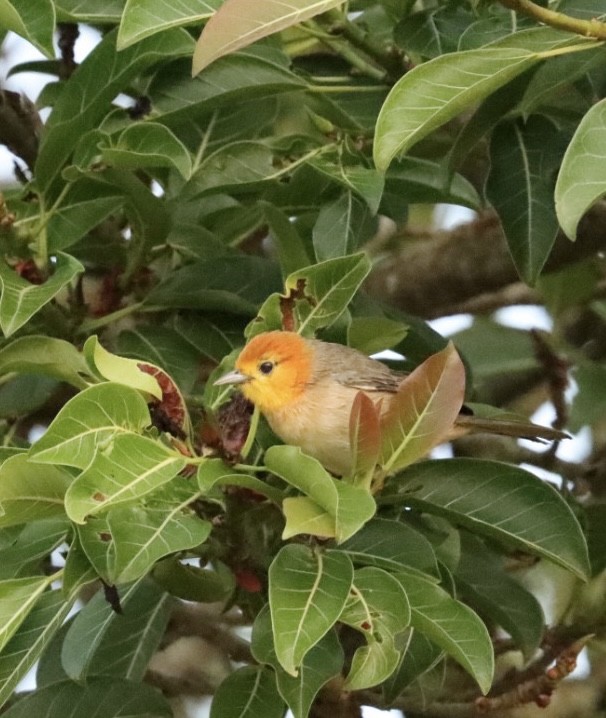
[{"xmin": 64, "ymin": 433, "xmax": 186, "ymax": 524}]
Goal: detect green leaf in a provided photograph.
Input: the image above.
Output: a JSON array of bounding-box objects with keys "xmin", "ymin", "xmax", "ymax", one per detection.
[
  {"xmin": 101, "ymin": 123, "xmax": 193, "ymax": 179},
  {"xmin": 0, "ymin": 591, "xmax": 75, "ymax": 709},
  {"xmin": 0, "ymin": 519, "xmax": 68, "ymax": 579},
  {"xmin": 385, "ymin": 458, "xmax": 591, "ymax": 580},
  {"xmin": 394, "ymin": 571, "xmax": 494, "ymax": 694},
  {"xmin": 312, "ymin": 192, "xmax": 375, "ymax": 262},
  {"xmin": 373, "ymin": 29, "xmax": 589, "ymax": 170},
  {"xmin": 153, "ymin": 557, "xmax": 236, "ymax": 603},
  {"xmin": 380, "ymin": 342, "xmax": 465, "ymax": 473},
  {"xmin": 265, "ymin": 446, "xmax": 376, "ymax": 542},
  {"xmin": 340, "ymin": 518, "xmax": 439, "ymax": 578},
  {"xmin": 308, "ymin": 158, "xmax": 385, "ymax": 214},
  {"xmin": 384, "ymin": 157, "xmax": 481, "ymax": 209},
  {"xmin": 251, "ymin": 606, "xmax": 343, "ymax": 718},
  {"xmin": 0, "ymin": 253, "xmax": 83, "ymax": 337},
  {"xmin": 0, "ymin": 336, "xmax": 91, "ymax": 389},
  {"xmin": 64, "ymin": 433, "xmax": 186, "ymax": 524},
  {"xmin": 83, "ymin": 335, "xmax": 162, "ymax": 398},
  {"xmin": 55, "ymin": 0, "xmax": 124, "ymax": 23},
  {"xmin": 61, "ymin": 580, "xmax": 171, "ymax": 681},
  {"xmin": 455, "ymin": 534, "xmax": 544, "ymax": 656},
  {"xmin": 193, "ymin": 0, "xmax": 347, "ymax": 75},
  {"xmin": 555, "ymin": 96, "xmax": 606, "ymax": 239},
  {"xmin": 268, "ymin": 544, "xmax": 353, "ymax": 675},
  {"xmin": 341, "ymin": 567, "xmax": 411, "ymax": 689},
  {"xmin": 262, "ymin": 204, "xmax": 311, "ymax": 276},
  {"xmin": 116, "ymin": 326, "xmax": 200, "ymax": 394},
  {"xmin": 197, "ymin": 459, "xmax": 285, "ymax": 505},
  {"xmin": 347, "ymin": 316, "xmax": 408, "ymax": 355},
  {"xmin": 29, "ymin": 383, "xmax": 151, "ymax": 469},
  {"xmin": 210, "ymin": 666, "xmax": 286, "ymax": 718},
  {"xmin": 106, "ymin": 483, "xmax": 211, "ymax": 583},
  {"xmin": 36, "ymin": 27, "xmax": 194, "ymax": 191},
  {"xmin": 251, "ymin": 253, "xmax": 372, "ymax": 337},
  {"xmin": 173, "ymin": 314, "xmax": 242, "ymax": 363},
  {"xmin": 382, "ymin": 629, "xmax": 443, "ymax": 702},
  {"xmin": 118, "ymin": 0, "xmax": 221, "ymax": 49},
  {"xmin": 0, "ymin": 576, "xmax": 52, "ymax": 654},
  {"xmin": 0, "ymin": 0, "xmax": 55, "ymax": 56},
  {"xmin": 486, "ymin": 117, "xmax": 563, "ymax": 284},
  {"xmin": 570, "ymin": 362, "xmax": 606, "ymax": 431},
  {"xmin": 150, "ymin": 49, "xmax": 305, "ymax": 128},
  {"xmin": 1, "ymin": 677, "xmax": 172, "ymax": 718},
  {"xmin": 147, "ymin": 256, "xmax": 282, "ymax": 315},
  {"xmin": 0, "ymin": 454, "xmax": 69, "ymax": 528}
]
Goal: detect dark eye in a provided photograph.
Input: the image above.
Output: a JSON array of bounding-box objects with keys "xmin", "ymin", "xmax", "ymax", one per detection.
[{"xmin": 259, "ymin": 361, "xmax": 274, "ymax": 375}]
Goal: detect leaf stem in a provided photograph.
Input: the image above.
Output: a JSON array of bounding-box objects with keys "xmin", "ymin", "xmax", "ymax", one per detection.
[
  {"xmin": 78, "ymin": 301, "xmax": 146, "ymax": 334},
  {"xmin": 240, "ymin": 404, "xmax": 259, "ymax": 459},
  {"xmin": 498, "ymin": 0, "xmax": 606, "ymax": 39}
]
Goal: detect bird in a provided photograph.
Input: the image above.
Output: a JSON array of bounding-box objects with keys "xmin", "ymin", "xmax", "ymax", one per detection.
[{"xmin": 215, "ymin": 330, "xmax": 565, "ymax": 477}]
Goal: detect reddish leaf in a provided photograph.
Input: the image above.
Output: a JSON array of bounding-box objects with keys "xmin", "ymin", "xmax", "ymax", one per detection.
[
  {"xmin": 379, "ymin": 342, "xmax": 465, "ymax": 473},
  {"xmin": 138, "ymin": 362, "xmax": 188, "ymax": 438},
  {"xmin": 348, "ymin": 391, "xmax": 381, "ymax": 488}
]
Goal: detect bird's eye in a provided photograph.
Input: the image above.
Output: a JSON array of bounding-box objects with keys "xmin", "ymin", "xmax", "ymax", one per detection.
[{"xmin": 259, "ymin": 361, "xmax": 274, "ymax": 375}]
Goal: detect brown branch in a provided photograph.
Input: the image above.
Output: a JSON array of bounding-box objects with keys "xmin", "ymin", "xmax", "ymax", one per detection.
[
  {"xmin": 0, "ymin": 90, "xmax": 42, "ymax": 170},
  {"xmin": 365, "ymin": 206, "xmax": 606, "ymax": 319}
]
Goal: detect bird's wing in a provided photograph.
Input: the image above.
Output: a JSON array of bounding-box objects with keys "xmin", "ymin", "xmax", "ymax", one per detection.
[{"xmin": 336, "ymin": 367, "xmax": 402, "ymax": 393}]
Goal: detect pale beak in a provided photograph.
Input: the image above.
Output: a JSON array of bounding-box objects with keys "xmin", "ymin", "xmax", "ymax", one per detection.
[{"xmin": 214, "ymin": 369, "xmax": 249, "ymax": 386}]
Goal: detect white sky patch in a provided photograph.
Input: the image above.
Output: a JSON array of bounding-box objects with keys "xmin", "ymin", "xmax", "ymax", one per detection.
[
  {"xmin": 434, "ymin": 204, "xmax": 476, "ymax": 231},
  {"xmin": 428, "ymin": 314, "xmax": 473, "ymax": 337},
  {"xmin": 495, "ymin": 304, "xmax": 554, "ymax": 332}
]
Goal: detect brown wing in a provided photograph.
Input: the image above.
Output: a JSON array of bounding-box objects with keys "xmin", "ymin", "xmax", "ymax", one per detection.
[{"xmin": 308, "ymin": 338, "xmax": 403, "ymax": 393}]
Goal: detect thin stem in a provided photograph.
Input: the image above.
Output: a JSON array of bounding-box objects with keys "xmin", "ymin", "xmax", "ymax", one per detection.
[
  {"xmin": 499, "ymin": 0, "xmax": 606, "ymax": 39},
  {"xmin": 78, "ymin": 301, "xmax": 146, "ymax": 334},
  {"xmin": 240, "ymin": 405, "xmax": 260, "ymax": 459},
  {"xmin": 193, "ymin": 110, "xmax": 218, "ymax": 174},
  {"xmin": 32, "ymin": 182, "xmax": 72, "ymax": 270}
]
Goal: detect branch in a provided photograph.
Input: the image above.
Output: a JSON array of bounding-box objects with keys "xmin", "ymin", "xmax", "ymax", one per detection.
[
  {"xmin": 498, "ymin": 0, "xmax": 606, "ymax": 40},
  {"xmin": 0, "ymin": 90, "xmax": 42, "ymax": 171},
  {"xmin": 365, "ymin": 205, "xmax": 606, "ymax": 318}
]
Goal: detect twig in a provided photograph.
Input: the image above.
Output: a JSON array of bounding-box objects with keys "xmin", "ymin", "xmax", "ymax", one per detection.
[{"xmin": 498, "ymin": 0, "xmax": 606, "ymax": 40}]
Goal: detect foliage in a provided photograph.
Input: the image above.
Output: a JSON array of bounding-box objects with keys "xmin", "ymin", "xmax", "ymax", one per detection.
[{"xmin": 0, "ymin": 0, "xmax": 605, "ymax": 717}]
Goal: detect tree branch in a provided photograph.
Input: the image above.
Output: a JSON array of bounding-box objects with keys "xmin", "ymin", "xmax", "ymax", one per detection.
[
  {"xmin": 498, "ymin": 0, "xmax": 606, "ymax": 40},
  {"xmin": 365, "ymin": 205, "xmax": 606, "ymax": 318}
]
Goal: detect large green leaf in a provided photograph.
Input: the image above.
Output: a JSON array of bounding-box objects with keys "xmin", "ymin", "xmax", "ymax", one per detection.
[
  {"xmin": 64, "ymin": 433, "xmax": 186, "ymax": 524},
  {"xmin": 210, "ymin": 666, "xmax": 285, "ymax": 718},
  {"xmin": 394, "ymin": 571, "xmax": 494, "ymax": 694},
  {"xmin": 252, "ymin": 607, "xmax": 343, "ymax": 718},
  {"xmin": 456, "ymin": 534, "xmax": 544, "ymax": 656},
  {"xmin": 0, "ymin": 336, "xmax": 91, "ymax": 389},
  {"xmin": 486, "ymin": 117, "xmax": 563, "ymax": 284},
  {"xmin": 0, "ymin": 454, "xmax": 70, "ymax": 528},
  {"xmin": 193, "ymin": 0, "xmax": 347, "ymax": 75},
  {"xmin": 385, "ymin": 458, "xmax": 590, "ymax": 580},
  {"xmin": 373, "ymin": 29, "xmax": 593, "ymax": 170},
  {"xmin": 312, "ymin": 192, "xmax": 375, "ymax": 262},
  {"xmin": 36, "ymin": 27, "xmax": 194, "ymax": 191},
  {"xmin": 0, "ymin": 519, "xmax": 68, "ymax": 579},
  {"xmin": 341, "ymin": 567, "xmax": 411, "ymax": 690},
  {"xmin": 265, "ymin": 446, "xmax": 376, "ymax": 542},
  {"xmin": 61, "ymin": 580, "xmax": 171, "ymax": 681},
  {"xmin": 268, "ymin": 544, "xmax": 353, "ymax": 676},
  {"xmin": 382, "ymin": 629, "xmax": 443, "ymax": 702},
  {"xmin": 55, "ymin": 0, "xmax": 124, "ymax": 23},
  {"xmin": 29, "ymin": 383, "xmax": 151, "ymax": 469},
  {"xmin": 0, "ymin": 253, "xmax": 83, "ymax": 337},
  {"xmin": 380, "ymin": 342, "xmax": 465, "ymax": 473},
  {"xmin": 96, "ymin": 483, "xmax": 210, "ymax": 583},
  {"xmin": 340, "ymin": 518, "xmax": 439, "ymax": 578},
  {"xmin": 0, "ymin": 0, "xmax": 55, "ymax": 56},
  {"xmin": 0, "ymin": 576, "xmax": 52, "ymax": 654},
  {"xmin": 150, "ymin": 49, "xmax": 305, "ymax": 127},
  {"xmin": 118, "ymin": 0, "xmax": 221, "ymax": 48},
  {"xmin": 0, "ymin": 591, "xmax": 75, "ymax": 710},
  {"xmin": 100, "ymin": 123, "xmax": 193, "ymax": 179},
  {"xmin": 555, "ymin": 96, "xmax": 606, "ymax": 239},
  {"xmin": 1, "ymin": 677, "xmax": 172, "ymax": 718}
]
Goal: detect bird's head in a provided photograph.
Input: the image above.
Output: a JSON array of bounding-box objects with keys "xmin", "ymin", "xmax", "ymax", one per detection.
[{"xmin": 215, "ymin": 331, "xmax": 313, "ymax": 413}]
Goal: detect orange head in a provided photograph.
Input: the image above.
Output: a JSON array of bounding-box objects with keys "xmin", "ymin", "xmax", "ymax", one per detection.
[{"xmin": 215, "ymin": 331, "xmax": 313, "ymax": 413}]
